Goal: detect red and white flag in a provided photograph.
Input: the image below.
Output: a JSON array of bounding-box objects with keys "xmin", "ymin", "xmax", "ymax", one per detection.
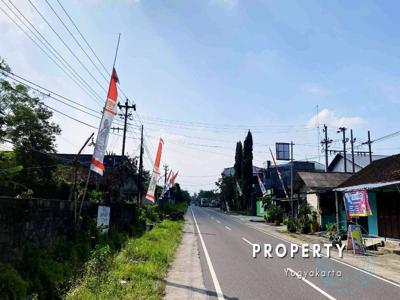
[
  {"xmin": 169, "ymin": 170, "xmax": 179, "ymax": 187},
  {"xmin": 146, "ymin": 138, "xmax": 164, "ymax": 202},
  {"xmin": 90, "ymin": 68, "xmax": 119, "ymax": 176}
]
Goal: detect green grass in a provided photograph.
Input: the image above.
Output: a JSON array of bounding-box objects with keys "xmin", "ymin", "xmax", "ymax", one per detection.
[{"xmin": 67, "ymin": 220, "xmax": 184, "ymax": 300}]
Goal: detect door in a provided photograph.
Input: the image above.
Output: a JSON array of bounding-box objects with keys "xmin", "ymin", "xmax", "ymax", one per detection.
[{"xmin": 377, "ymin": 192, "xmax": 400, "ymax": 239}]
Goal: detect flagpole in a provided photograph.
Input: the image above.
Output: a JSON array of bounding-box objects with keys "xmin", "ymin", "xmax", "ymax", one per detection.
[{"xmin": 77, "ymin": 33, "xmax": 122, "ymax": 228}]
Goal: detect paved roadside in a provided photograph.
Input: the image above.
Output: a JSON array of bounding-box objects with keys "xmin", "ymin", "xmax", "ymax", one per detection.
[{"xmin": 164, "ymin": 210, "xmax": 209, "ymax": 300}]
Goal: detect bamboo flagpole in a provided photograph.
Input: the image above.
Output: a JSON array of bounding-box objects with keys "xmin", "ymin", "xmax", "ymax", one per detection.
[{"xmin": 77, "ymin": 34, "xmax": 121, "ymax": 226}]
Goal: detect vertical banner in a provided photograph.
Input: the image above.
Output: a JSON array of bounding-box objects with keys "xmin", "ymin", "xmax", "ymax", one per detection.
[
  {"xmin": 257, "ymin": 174, "xmax": 267, "ymax": 197},
  {"xmin": 146, "ymin": 138, "xmax": 164, "ymax": 202},
  {"xmin": 269, "ymin": 148, "xmax": 289, "ymax": 199},
  {"xmin": 90, "ymin": 68, "xmax": 119, "ymax": 175},
  {"xmin": 344, "ymin": 190, "xmax": 372, "ymax": 217}
]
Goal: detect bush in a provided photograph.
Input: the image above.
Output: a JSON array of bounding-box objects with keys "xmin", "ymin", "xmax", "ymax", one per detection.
[
  {"xmin": 265, "ymin": 203, "xmax": 283, "ymax": 223},
  {"xmin": 157, "ymin": 203, "xmax": 188, "ymax": 220},
  {"xmin": 298, "ymin": 201, "xmax": 312, "ymax": 234},
  {"xmin": 0, "ymin": 262, "xmax": 28, "ymax": 300},
  {"xmin": 287, "ymin": 218, "xmax": 299, "ymax": 233}
]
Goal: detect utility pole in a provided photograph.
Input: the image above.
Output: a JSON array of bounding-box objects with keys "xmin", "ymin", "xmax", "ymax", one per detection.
[
  {"xmin": 117, "ymin": 98, "xmax": 136, "ymax": 156},
  {"xmin": 350, "ymin": 129, "xmax": 356, "ymax": 173},
  {"xmin": 137, "ymin": 125, "xmax": 144, "ymax": 208},
  {"xmin": 338, "ymin": 127, "xmax": 348, "ymax": 173},
  {"xmin": 321, "ymin": 124, "xmax": 333, "ymax": 172},
  {"xmin": 164, "ymin": 164, "xmax": 169, "ymax": 185},
  {"xmin": 361, "ymin": 131, "xmax": 373, "ymax": 164},
  {"xmin": 290, "ymin": 141, "xmax": 294, "ymax": 218}
]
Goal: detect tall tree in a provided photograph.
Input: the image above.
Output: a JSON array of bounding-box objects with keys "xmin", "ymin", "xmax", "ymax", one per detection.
[
  {"xmin": 233, "ymin": 141, "xmax": 243, "ymax": 209},
  {"xmin": 234, "ymin": 141, "xmax": 243, "ymax": 180},
  {"xmin": 242, "ymin": 130, "xmax": 253, "ymax": 213},
  {"xmin": 0, "ymin": 58, "xmax": 61, "ymax": 197}
]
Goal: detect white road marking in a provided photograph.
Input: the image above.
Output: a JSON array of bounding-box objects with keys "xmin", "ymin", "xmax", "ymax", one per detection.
[
  {"xmin": 241, "ymin": 237, "xmax": 254, "ymax": 246},
  {"xmin": 225, "ymin": 226, "xmax": 232, "ymax": 231},
  {"xmin": 216, "ymin": 219, "xmax": 221, "ymax": 224},
  {"xmin": 191, "ymin": 208, "xmax": 225, "ymax": 300},
  {"xmin": 286, "ymin": 268, "xmax": 336, "ymax": 300}
]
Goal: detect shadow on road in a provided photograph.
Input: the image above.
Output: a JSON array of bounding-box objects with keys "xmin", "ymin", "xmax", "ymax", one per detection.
[{"xmin": 165, "ymin": 280, "xmax": 239, "ymax": 300}]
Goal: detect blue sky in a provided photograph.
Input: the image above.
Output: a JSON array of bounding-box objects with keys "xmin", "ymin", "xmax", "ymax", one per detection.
[{"xmin": 1, "ymin": 0, "xmax": 400, "ymax": 192}]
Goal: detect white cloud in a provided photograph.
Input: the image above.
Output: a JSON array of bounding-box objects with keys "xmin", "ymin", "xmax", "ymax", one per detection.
[
  {"xmin": 210, "ymin": 0, "xmax": 238, "ymax": 9},
  {"xmin": 307, "ymin": 108, "xmax": 364, "ymax": 128},
  {"xmin": 301, "ymin": 83, "xmax": 331, "ymax": 98}
]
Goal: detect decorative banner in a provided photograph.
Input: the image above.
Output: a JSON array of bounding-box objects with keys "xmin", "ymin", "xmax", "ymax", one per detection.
[
  {"xmin": 90, "ymin": 68, "xmax": 119, "ymax": 175},
  {"xmin": 146, "ymin": 138, "xmax": 164, "ymax": 202},
  {"xmin": 269, "ymin": 148, "xmax": 289, "ymax": 199},
  {"xmin": 257, "ymin": 174, "xmax": 267, "ymax": 197},
  {"xmin": 236, "ymin": 181, "xmax": 243, "ymax": 196},
  {"xmin": 347, "ymin": 224, "xmax": 365, "ymax": 255},
  {"xmin": 169, "ymin": 171, "xmax": 179, "ymax": 187},
  {"xmin": 160, "ymin": 170, "xmax": 173, "ymax": 199},
  {"xmin": 344, "ymin": 190, "xmax": 372, "ymax": 217},
  {"xmin": 97, "ymin": 205, "xmax": 110, "ymax": 234}
]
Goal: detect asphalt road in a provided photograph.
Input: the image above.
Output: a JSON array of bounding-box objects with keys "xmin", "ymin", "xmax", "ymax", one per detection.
[{"xmin": 191, "ymin": 205, "xmax": 400, "ymax": 300}]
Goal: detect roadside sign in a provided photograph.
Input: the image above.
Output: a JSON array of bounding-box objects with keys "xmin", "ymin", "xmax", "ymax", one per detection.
[
  {"xmin": 276, "ymin": 143, "xmax": 290, "ymax": 160},
  {"xmin": 97, "ymin": 205, "xmax": 110, "ymax": 234},
  {"xmin": 347, "ymin": 224, "xmax": 365, "ymax": 255}
]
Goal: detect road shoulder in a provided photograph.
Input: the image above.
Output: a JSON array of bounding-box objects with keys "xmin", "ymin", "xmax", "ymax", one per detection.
[{"xmin": 164, "ymin": 210, "xmax": 209, "ymax": 300}]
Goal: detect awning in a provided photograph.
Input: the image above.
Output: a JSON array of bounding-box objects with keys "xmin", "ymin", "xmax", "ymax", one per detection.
[{"xmin": 334, "ymin": 180, "xmax": 400, "ymax": 192}]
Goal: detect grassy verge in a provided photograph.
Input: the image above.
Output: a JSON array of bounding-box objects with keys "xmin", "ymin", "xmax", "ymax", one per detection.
[{"xmin": 67, "ymin": 220, "xmax": 184, "ymax": 300}]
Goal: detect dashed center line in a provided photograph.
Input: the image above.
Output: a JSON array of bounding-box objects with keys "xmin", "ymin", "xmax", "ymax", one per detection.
[
  {"xmin": 241, "ymin": 237, "xmax": 254, "ymax": 246},
  {"xmin": 225, "ymin": 226, "xmax": 232, "ymax": 231}
]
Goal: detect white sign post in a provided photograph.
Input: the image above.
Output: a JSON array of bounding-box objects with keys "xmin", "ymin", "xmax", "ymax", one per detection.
[{"xmin": 97, "ymin": 205, "xmax": 110, "ymax": 234}]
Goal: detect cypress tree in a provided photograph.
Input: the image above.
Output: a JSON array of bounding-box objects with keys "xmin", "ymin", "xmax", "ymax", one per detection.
[
  {"xmin": 234, "ymin": 141, "xmax": 243, "ymax": 210},
  {"xmin": 242, "ymin": 130, "xmax": 253, "ymax": 213}
]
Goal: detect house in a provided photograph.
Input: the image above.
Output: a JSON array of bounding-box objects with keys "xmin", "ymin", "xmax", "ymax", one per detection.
[
  {"xmin": 335, "ymin": 154, "xmax": 400, "ymax": 239},
  {"xmin": 328, "ymin": 153, "xmax": 386, "ymax": 173},
  {"xmin": 294, "ymin": 172, "xmax": 352, "ymax": 229},
  {"xmin": 221, "ymin": 166, "xmax": 264, "ymax": 177},
  {"xmin": 56, "ymin": 153, "xmax": 141, "ymax": 201},
  {"xmin": 262, "ymin": 161, "xmax": 325, "ymax": 215}
]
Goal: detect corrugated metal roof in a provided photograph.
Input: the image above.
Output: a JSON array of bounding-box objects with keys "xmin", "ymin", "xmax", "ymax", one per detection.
[{"xmin": 334, "ymin": 180, "xmax": 400, "ymax": 192}]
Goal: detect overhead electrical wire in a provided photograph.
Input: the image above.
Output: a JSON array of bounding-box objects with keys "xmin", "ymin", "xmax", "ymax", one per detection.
[{"xmin": 2, "ymin": 0, "xmax": 104, "ymax": 107}]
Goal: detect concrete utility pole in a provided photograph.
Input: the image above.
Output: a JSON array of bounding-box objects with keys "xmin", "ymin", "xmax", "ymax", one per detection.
[
  {"xmin": 137, "ymin": 125, "xmax": 144, "ymax": 207},
  {"xmin": 338, "ymin": 127, "xmax": 348, "ymax": 173},
  {"xmin": 117, "ymin": 98, "xmax": 136, "ymax": 156},
  {"xmin": 350, "ymin": 129, "xmax": 356, "ymax": 173},
  {"xmin": 290, "ymin": 141, "xmax": 294, "ymax": 218},
  {"xmin": 164, "ymin": 164, "xmax": 169, "ymax": 185},
  {"xmin": 321, "ymin": 124, "xmax": 332, "ymax": 172},
  {"xmin": 361, "ymin": 131, "xmax": 373, "ymax": 165}
]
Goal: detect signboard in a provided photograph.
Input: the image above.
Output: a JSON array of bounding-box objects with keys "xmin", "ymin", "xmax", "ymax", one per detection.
[
  {"xmin": 347, "ymin": 224, "xmax": 365, "ymax": 255},
  {"xmin": 97, "ymin": 206, "xmax": 110, "ymax": 234},
  {"xmin": 256, "ymin": 201, "xmax": 265, "ymax": 217},
  {"xmin": 276, "ymin": 143, "xmax": 290, "ymax": 161},
  {"xmin": 344, "ymin": 190, "xmax": 372, "ymax": 217}
]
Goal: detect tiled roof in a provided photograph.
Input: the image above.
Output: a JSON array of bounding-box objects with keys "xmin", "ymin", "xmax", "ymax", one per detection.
[{"xmin": 339, "ymin": 154, "xmax": 400, "ymax": 188}]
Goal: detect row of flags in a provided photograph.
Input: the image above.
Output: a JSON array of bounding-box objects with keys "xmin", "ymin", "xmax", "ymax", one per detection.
[{"xmin": 88, "ymin": 67, "xmax": 177, "ymax": 203}]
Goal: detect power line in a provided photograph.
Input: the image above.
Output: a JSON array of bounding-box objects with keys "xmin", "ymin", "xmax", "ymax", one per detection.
[
  {"xmin": 27, "ymin": 0, "xmax": 108, "ymax": 97},
  {"xmin": 0, "ymin": 0, "xmax": 104, "ymax": 107}
]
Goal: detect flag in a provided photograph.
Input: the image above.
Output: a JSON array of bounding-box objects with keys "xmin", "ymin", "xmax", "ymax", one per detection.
[
  {"xmin": 160, "ymin": 170, "xmax": 173, "ymax": 198},
  {"xmin": 169, "ymin": 171, "xmax": 179, "ymax": 187},
  {"xmin": 269, "ymin": 148, "xmax": 289, "ymax": 199},
  {"xmin": 90, "ymin": 68, "xmax": 119, "ymax": 175},
  {"xmin": 257, "ymin": 174, "xmax": 267, "ymax": 197},
  {"xmin": 146, "ymin": 138, "xmax": 164, "ymax": 202}
]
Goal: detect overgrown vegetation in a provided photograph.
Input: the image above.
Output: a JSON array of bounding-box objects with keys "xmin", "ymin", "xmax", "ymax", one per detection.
[
  {"xmin": 0, "ymin": 203, "xmax": 187, "ymax": 299},
  {"xmin": 67, "ymin": 220, "xmax": 184, "ymax": 300}
]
